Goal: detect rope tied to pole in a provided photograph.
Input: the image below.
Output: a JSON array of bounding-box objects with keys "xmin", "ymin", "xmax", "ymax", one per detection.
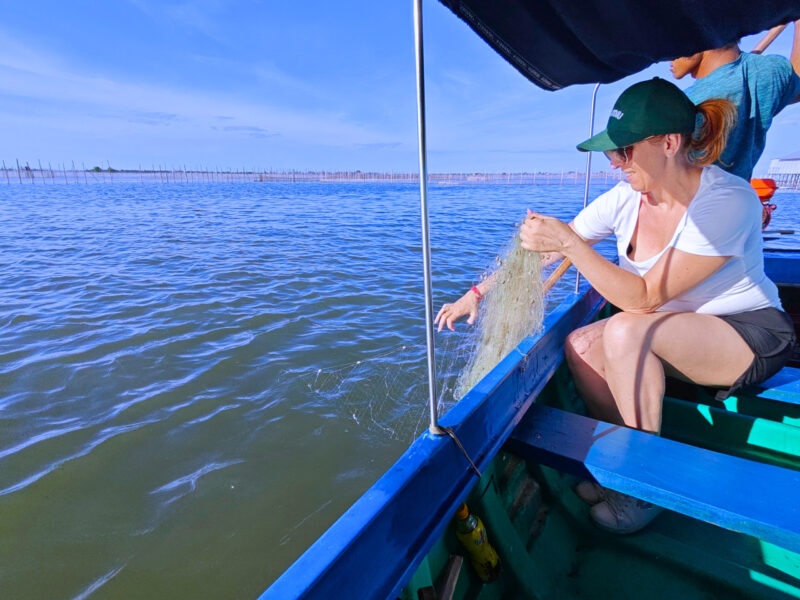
[{"xmin": 431, "ymin": 425, "xmax": 482, "ymax": 478}]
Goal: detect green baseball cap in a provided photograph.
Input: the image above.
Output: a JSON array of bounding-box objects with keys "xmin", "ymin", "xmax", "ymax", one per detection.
[{"xmin": 577, "ymin": 77, "xmax": 697, "ymax": 152}]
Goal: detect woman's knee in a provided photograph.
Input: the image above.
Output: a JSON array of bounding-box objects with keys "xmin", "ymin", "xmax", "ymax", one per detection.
[
  {"xmin": 565, "ymin": 324, "xmax": 604, "ymax": 370},
  {"xmin": 602, "ymin": 312, "xmax": 652, "ymax": 357}
]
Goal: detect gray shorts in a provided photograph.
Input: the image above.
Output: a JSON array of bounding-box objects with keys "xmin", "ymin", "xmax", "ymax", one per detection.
[{"xmin": 715, "ymin": 307, "xmax": 796, "ymax": 400}]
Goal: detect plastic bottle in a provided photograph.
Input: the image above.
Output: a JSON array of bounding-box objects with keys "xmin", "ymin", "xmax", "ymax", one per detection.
[{"xmin": 454, "ymin": 502, "xmax": 501, "ymax": 582}]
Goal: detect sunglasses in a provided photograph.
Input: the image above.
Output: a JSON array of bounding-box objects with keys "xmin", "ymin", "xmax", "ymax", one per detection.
[
  {"xmin": 604, "ymin": 145, "xmax": 633, "ymax": 163},
  {"xmin": 603, "ymin": 135, "xmax": 663, "ymax": 163}
]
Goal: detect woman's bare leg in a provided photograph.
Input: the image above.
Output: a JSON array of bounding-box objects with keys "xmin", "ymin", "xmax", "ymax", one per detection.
[
  {"xmin": 601, "ymin": 311, "xmax": 755, "ymax": 433},
  {"xmin": 564, "ymin": 319, "xmax": 623, "ymax": 424}
]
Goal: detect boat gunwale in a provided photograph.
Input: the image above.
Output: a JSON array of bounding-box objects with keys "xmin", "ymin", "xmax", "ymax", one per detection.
[{"xmin": 259, "ymin": 284, "xmax": 606, "ymax": 599}]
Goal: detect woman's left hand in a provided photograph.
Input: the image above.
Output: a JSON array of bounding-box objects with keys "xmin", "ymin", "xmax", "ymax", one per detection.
[{"xmin": 519, "ymin": 210, "xmax": 575, "ymax": 254}]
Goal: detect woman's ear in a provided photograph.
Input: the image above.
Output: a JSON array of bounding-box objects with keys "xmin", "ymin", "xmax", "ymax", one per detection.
[{"xmin": 663, "ymin": 133, "xmax": 683, "ymax": 158}]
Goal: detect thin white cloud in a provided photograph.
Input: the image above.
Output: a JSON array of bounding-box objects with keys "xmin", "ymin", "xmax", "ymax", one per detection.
[
  {"xmin": 0, "ymin": 29, "xmax": 398, "ymax": 148},
  {"xmin": 188, "ymin": 53, "xmax": 324, "ymax": 100},
  {"xmin": 125, "ymin": 0, "xmax": 231, "ymax": 45}
]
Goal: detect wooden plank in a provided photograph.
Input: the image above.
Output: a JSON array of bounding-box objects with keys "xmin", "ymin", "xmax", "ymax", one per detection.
[
  {"xmin": 664, "ymin": 372, "xmax": 800, "ymax": 425},
  {"xmin": 749, "ymin": 367, "xmax": 800, "ymax": 406},
  {"xmin": 417, "ymin": 587, "xmax": 437, "ymax": 600},
  {"xmin": 437, "ymin": 555, "xmax": 463, "ymax": 600},
  {"xmin": 661, "ymin": 396, "xmax": 800, "ymax": 470},
  {"xmin": 506, "ymin": 403, "xmax": 800, "ymax": 553},
  {"xmin": 764, "ymin": 252, "xmax": 800, "ymax": 285}
]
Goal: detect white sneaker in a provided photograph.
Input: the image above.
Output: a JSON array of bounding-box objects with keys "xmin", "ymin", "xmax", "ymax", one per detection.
[
  {"xmin": 574, "ymin": 480, "xmax": 607, "ymax": 505},
  {"xmin": 590, "ymin": 490, "xmax": 663, "ymax": 534}
]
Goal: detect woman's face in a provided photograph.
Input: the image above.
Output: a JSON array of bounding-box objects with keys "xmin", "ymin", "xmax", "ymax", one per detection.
[
  {"xmin": 605, "ymin": 140, "xmax": 652, "ymax": 192},
  {"xmin": 605, "ymin": 136, "xmax": 671, "ymax": 193}
]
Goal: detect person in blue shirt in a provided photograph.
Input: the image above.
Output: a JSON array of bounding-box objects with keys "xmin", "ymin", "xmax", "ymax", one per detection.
[{"xmin": 670, "ymin": 20, "xmax": 800, "ymax": 180}]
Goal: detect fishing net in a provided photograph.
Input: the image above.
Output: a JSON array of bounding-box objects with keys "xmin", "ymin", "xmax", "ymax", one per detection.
[
  {"xmin": 302, "ymin": 227, "xmax": 545, "ymax": 443},
  {"xmin": 303, "ymin": 343, "xmax": 430, "ymax": 441},
  {"xmin": 455, "ymin": 232, "xmax": 544, "ymax": 398}
]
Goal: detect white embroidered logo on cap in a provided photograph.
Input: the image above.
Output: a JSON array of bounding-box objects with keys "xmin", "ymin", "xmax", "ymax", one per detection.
[{"xmin": 610, "ymin": 109, "xmax": 624, "ymax": 120}]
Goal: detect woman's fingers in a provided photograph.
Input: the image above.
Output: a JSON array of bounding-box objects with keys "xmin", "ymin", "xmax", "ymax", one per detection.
[
  {"xmin": 435, "ymin": 305, "xmax": 451, "ymax": 331},
  {"xmin": 520, "ymin": 212, "xmax": 564, "ymax": 253},
  {"xmin": 433, "ymin": 304, "xmax": 453, "ymax": 331},
  {"xmin": 438, "ymin": 309, "xmax": 452, "ymax": 332},
  {"xmin": 434, "ymin": 304, "xmax": 447, "ymax": 323},
  {"xmin": 436, "ymin": 293, "xmax": 481, "ymax": 331},
  {"xmin": 525, "ymin": 209, "xmax": 548, "ymax": 220},
  {"xmin": 435, "ymin": 303, "xmax": 463, "ymax": 331}
]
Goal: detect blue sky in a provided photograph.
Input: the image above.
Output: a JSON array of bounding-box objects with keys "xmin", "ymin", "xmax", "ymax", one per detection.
[{"xmin": 1, "ymin": 1, "xmax": 797, "ymax": 174}]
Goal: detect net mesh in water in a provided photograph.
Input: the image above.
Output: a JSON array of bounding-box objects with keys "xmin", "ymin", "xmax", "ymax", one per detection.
[{"xmin": 302, "ymin": 228, "xmax": 545, "ymax": 443}]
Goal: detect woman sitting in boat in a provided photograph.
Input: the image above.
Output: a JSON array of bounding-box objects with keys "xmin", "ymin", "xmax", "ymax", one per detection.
[{"xmin": 435, "ymin": 77, "xmax": 796, "ymax": 534}]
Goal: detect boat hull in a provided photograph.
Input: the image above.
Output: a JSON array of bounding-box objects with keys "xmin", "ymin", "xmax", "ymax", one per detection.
[{"xmin": 261, "ymin": 250, "xmax": 800, "ymax": 600}]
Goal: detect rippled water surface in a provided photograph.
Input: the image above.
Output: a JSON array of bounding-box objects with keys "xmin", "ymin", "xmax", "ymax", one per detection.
[{"xmin": 1, "ymin": 182, "xmax": 798, "ymax": 599}]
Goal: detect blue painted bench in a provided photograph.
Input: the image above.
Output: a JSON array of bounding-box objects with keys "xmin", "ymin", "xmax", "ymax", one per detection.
[
  {"xmin": 506, "ymin": 403, "xmax": 800, "ymax": 553},
  {"xmin": 665, "ymin": 365, "xmax": 800, "ymax": 427},
  {"xmin": 748, "ymin": 366, "xmax": 800, "ymax": 406}
]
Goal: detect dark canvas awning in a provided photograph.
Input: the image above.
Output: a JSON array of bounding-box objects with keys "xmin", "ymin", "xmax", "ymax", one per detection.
[{"xmin": 438, "ymin": 0, "xmax": 800, "ymax": 90}]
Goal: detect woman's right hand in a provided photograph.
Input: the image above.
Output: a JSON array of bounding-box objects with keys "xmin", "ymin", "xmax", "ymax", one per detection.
[{"xmin": 434, "ymin": 289, "xmax": 480, "ymax": 332}]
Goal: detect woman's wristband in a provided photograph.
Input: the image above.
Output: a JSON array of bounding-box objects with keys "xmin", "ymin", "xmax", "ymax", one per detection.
[{"xmin": 470, "ymin": 286, "xmax": 483, "ymax": 301}]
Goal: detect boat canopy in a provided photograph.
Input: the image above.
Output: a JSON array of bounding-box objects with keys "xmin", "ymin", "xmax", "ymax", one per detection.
[{"xmin": 438, "ymin": 0, "xmax": 800, "ymax": 90}]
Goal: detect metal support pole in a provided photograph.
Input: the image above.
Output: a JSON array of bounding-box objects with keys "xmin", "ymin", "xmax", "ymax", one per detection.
[
  {"xmin": 575, "ymin": 83, "xmax": 601, "ymax": 293},
  {"xmin": 413, "ymin": 0, "xmax": 443, "ymax": 435}
]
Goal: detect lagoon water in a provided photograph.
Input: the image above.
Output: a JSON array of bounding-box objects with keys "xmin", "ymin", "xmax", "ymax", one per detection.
[{"xmin": 1, "ymin": 182, "xmax": 798, "ymax": 599}]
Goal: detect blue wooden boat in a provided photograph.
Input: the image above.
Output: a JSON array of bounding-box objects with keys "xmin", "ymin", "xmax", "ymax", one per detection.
[{"xmin": 261, "ymin": 2, "xmax": 800, "ymax": 598}]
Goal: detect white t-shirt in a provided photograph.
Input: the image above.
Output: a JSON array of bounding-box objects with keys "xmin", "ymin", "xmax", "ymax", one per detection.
[{"xmin": 572, "ymin": 165, "xmax": 781, "ymax": 315}]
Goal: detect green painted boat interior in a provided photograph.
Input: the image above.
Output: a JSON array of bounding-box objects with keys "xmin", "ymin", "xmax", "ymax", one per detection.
[{"xmin": 402, "ymin": 298, "xmax": 800, "ymax": 600}]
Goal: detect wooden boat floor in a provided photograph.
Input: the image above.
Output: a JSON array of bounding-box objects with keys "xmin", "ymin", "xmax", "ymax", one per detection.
[
  {"xmin": 406, "ymin": 363, "xmax": 800, "ymax": 600},
  {"xmin": 411, "ymin": 455, "xmax": 797, "ymax": 600}
]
